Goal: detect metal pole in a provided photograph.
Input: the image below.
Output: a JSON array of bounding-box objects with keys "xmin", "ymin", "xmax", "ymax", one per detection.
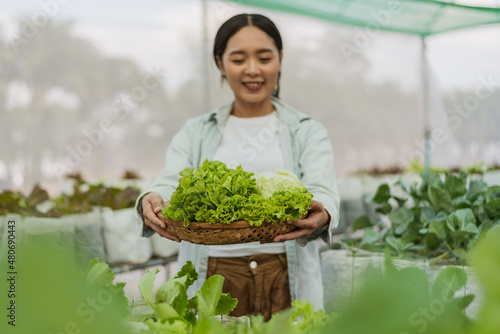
[
  {"xmin": 421, "ymin": 36, "xmax": 431, "ymax": 173},
  {"xmin": 202, "ymin": 0, "xmax": 211, "ymax": 114}
]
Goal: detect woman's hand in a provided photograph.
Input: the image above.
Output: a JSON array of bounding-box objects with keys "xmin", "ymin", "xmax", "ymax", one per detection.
[
  {"xmin": 265, "ymin": 200, "xmax": 329, "ymax": 243},
  {"xmin": 142, "ymin": 193, "xmax": 181, "ymax": 242}
]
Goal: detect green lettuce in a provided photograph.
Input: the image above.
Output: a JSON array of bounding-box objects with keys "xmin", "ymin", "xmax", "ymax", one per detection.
[
  {"xmin": 163, "ymin": 160, "xmax": 312, "ymax": 226},
  {"xmin": 136, "ymin": 261, "xmax": 237, "ymax": 333},
  {"xmin": 253, "ymin": 169, "xmax": 306, "ymax": 198}
]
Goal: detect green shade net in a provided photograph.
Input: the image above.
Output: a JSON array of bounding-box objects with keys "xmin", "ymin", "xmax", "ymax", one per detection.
[{"xmin": 224, "ymin": 0, "xmax": 500, "ymax": 36}]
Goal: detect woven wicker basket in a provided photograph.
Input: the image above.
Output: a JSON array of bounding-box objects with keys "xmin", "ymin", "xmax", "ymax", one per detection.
[{"xmin": 163, "ymin": 216, "xmax": 296, "ymax": 245}]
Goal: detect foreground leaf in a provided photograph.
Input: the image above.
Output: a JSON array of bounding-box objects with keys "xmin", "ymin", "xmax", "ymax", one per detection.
[
  {"xmin": 431, "ymin": 266, "xmax": 467, "ymax": 301},
  {"xmin": 139, "ymin": 268, "xmax": 161, "ymax": 310},
  {"xmin": 194, "ymin": 275, "xmax": 237, "ymax": 318}
]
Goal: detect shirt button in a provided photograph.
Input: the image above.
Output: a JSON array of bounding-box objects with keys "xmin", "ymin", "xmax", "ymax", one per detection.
[{"xmin": 250, "ymin": 261, "xmax": 257, "ymax": 269}]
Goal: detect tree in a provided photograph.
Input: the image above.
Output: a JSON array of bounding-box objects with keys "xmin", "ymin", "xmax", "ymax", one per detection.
[{"xmin": 1, "ymin": 19, "xmax": 168, "ymax": 191}]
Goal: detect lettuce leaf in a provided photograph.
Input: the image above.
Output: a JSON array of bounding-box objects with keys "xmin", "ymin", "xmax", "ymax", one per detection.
[
  {"xmin": 137, "ymin": 261, "xmax": 236, "ymax": 333},
  {"xmin": 163, "ymin": 160, "xmax": 312, "ymax": 226},
  {"xmin": 192, "ymin": 275, "xmax": 238, "ymax": 319},
  {"xmin": 84, "ymin": 257, "xmax": 129, "ymax": 318},
  {"xmin": 253, "ymin": 169, "xmax": 306, "ymax": 198},
  {"xmin": 138, "ymin": 268, "xmax": 161, "ymax": 310}
]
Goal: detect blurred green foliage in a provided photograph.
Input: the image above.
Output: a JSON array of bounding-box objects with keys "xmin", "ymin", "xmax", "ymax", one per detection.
[
  {"xmin": 0, "ymin": 177, "xmax": 140, "ymax": 217},
  {"xmin": 343, "ymin": 171, "xmax": 500, "ymax": 263}
]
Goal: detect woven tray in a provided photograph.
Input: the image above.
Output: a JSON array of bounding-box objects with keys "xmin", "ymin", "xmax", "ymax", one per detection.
[{"xmin": 163, "ymin": 216, "xmax": 296, "ymax": 245}]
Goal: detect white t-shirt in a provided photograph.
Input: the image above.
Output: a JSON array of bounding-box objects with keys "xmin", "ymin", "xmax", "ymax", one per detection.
[{"xmin": 209, "ymin": 111, "xmax": 286, "ymax": 257}]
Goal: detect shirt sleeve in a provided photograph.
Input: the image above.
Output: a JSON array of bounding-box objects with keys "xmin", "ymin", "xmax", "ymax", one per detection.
[
  {"xmin": 134, "ymin": 119, "xmax": 197, "ymax": 237},
  {"xmin": 294, "ymin": 119, "xmax": 340, "ymax": 246}
]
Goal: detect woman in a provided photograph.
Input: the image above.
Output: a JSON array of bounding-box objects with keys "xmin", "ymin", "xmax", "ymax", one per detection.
[{"xmin": 136, "ymin": 13, "xmax": 340, "ymax": 320}]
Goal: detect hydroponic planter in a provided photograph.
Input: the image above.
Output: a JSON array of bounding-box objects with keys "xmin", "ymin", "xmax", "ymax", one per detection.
[
  {"xmin": 150, "ymin": 233, "xmax": 180, "ymax": 258},
  {"xmin": 15, "ymin": 209, "xmax": 106, "ymax": 267},
  {"xmin": 102, "ymin": 207, "xmax": 152, "ymax": 264},
  {"xmin": 321, "ymin": 249, "xmax": 482, "ymax": 318},
  {"xmin": 72, "ymin": 208, "xmax": 107, "ymax": 266}
]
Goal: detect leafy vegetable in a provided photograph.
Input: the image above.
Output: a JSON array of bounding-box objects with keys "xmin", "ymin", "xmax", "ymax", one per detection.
[
  {"xmin": 469, "ymin": 225, "xmax": 500, "ymax": 333},
  {"xmin": 134, "ymin": 261, "xmax": 334, "ymax": 334},
  {"xmin": 131, "ymin": 226, "xmax": 500, "ymax": 333},
  {"xmin": 3, "ymin": 239, "xmax": 132, "ymax": 334},
  {"xmin": 163, "ymin": 160, "xmax": 312, "ymax": 226},
  {"xmin": 0, "ymin": 178, "xmax": 140, "ymax": 217},
  {"xmin": 85, "ymin": 257, "xmax": 129, "ymax": 318},
  {"xmin": 136, "ymin": 261, "xmax": 237, "ymax": 332},
  {"xmin": 0, "ymin": 184, "xmax": 51, "ymax": 216},
  {"xmin": 340, "ymin": 171, "xmax": 500, "ymax": 263},
  {"xmin": 329, "ymin": 252, "xmax": 472, "ymax": 334},
  {"xmin": 253, "ymin": 169, "xmax": 306, "ymax": 198},
  {"xmin": 138, "ymin": 268, "xmax": 161, "ymax": 311},
  {"xmin": 218, "ymin": 299, "xmax": 334, "ymax": 334},
  {"xmin": 193, "ymin": 275, "xmax": 238, "ymax": 318}
]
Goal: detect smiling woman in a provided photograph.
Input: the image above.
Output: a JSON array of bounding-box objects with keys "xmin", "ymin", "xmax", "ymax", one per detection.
[
  {"xmin": 135, "ymin": 13, "xmax": 340, "ymax": 321},
  {"xmin": 213, "ymin": 15, "xmax": 283, "ymax": 117}
]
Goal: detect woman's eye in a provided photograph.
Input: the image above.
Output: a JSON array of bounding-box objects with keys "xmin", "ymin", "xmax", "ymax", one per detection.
[
  {"xmin": 260, "ymin": 58, "xmax": 271, "ymax": 62},
  {"xmin": 231, "ymin": 59, "xmax": 244, "ymax": 64}
]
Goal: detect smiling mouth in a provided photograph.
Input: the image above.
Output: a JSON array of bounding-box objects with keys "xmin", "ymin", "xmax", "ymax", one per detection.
[{"xmin": 243, "ymin": 82, "xmax": 264, "ymax": 90}]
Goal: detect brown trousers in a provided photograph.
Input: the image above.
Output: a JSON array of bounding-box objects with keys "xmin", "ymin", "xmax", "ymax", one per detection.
[{"xmin": 206, "ymin": 253, "xmax": 291, "ymax": 321}]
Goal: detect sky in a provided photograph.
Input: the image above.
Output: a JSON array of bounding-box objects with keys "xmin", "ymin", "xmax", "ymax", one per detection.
[{"xmin": 2, "ymin": 0, "xmax": 500, "ymax": 92}]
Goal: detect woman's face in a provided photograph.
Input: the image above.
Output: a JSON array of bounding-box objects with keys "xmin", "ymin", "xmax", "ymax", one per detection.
[{"xmin": 217, "ymin": 25, "xmax": 282, "ymax": 107}]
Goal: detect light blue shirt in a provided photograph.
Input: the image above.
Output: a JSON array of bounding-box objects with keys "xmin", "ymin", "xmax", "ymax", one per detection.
[{"xmin": 135, "ymin": 97, "xmax": 340, "ymax": 310}]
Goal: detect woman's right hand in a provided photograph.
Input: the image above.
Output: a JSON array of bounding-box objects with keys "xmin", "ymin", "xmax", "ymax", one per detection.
[{"xmin": 142, "ymin": 192, "xmax": 181, "ymax": 242}]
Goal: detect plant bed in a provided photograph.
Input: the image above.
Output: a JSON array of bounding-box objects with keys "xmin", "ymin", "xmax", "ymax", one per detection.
[
  {"xmin": 102, "ymin": 207, "xmax": 153, "ymax": 264},
  {"xmin": 1, "ymin": 178, "xmax": 145, "ymax": 267},
  {"xmin": 150, "ymin": 233, "xmax": 180, "ymax": 258},
  {"xmin": 324, "ymin": 170, "xmax": 500, "ymax": 318},
  {"xmin": 7, "ymin": 226, "xmax": 500, "ymax": 333},
  {"xmin": 321, "ymin": 249, "xmax": 482, "ymax": 318},
  {"xmin": 338, "ymin": 170, "xmax": 500, "ymax": 264}
]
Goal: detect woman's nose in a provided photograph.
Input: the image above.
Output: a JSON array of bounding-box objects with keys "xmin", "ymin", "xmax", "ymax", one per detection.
[{"xmin": 244, "ymin": 59, "xmax": 260, "ymax": 75}]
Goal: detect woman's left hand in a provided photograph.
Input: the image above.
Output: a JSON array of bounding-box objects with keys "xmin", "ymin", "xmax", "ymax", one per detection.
[{"xmin": 264, "ymin": 200, "xmax": 330, "ymax": 243}]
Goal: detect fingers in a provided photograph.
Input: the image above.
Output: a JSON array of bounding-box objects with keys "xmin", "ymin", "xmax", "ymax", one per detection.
[
  {"xmin": 287, "ymin": 200, "xmax": 328, "ymax": 229},
  {"xmin": 310, "ymin": 200, "xmax": 324, "ymax": 211},
  {"xmin": 286, "ymin": 213, "xmax": 322, "ymax": 230},
  {"xmin": 268, "ymin": 200, "xmax": 329, "ymax": 242},
  {"xmin": 273, "ymin": 228, "xmax": 310, "ymax": 242},
  {"xmin": 147, "ymin": 220, "xmax": 181, "ymax": 243},
  {"xmin": 142, "ymin": 193, "xmax": 166, "ymax": 229},
  {"xmin": 144, "ymin": 208, "xmax": 166, "ymax": 229},
  {"xmin": 286, "ymin": 218, "xmax": 316, "ymax": 230},
  {"xmin": 266, "ymin": 218, "xmax": 316, "ymax": 243},
  {"xmin": 142, "ymin": 194, "xmax": 180, "ymax": 242},
  {"xmin": 148, "ymin": 195, "xmax": 164, "ymax": 215}
]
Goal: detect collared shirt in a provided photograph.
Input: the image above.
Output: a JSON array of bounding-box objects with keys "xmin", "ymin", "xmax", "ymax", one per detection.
[{"xmin": 135, "ymin": 97, "xmax": 340, "ymax": 310}]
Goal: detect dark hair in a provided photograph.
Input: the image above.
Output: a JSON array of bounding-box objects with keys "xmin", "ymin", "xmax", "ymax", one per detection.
[{"xmin": 213, "ymin": 13, "xmax": 283, "ymax": 98}]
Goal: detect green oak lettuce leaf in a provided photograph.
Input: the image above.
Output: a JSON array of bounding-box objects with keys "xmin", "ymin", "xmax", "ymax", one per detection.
[
  {"xmin": 192, "ymin": 317, "xmax": 231, "ymax": 334},
  {"xmin": 163, "ymin": 159, "xmax": 258, "ymax": 226},
  {"xmin": 142, "ymin": 318, "xmax": 190, "ymax": 334},
  {"xmin": 287, "ymin": 299, "xmax": 334, "ymax": 333},
  {"xmin": 163, "ymin": 160, "xmax": 312, "ymax": 226}
]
